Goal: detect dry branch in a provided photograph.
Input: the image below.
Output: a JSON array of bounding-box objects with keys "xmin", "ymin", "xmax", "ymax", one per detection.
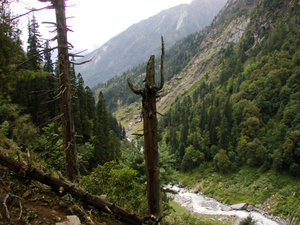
[
  {"xmin": 70, "ymin": 58, "xmax": 93, "ymax": 66},
  {"xmin": 11, "ymin": 5, "xmax": 54, "ymax": 21},
  {"xmin": 0, "ymin": 151, "xmax": 159, "ymax": 225}
]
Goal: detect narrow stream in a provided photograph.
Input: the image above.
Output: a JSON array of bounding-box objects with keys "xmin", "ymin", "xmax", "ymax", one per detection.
[{"xmin": 169, "ymin": 186, "xmax": 285, "ymax": 225}]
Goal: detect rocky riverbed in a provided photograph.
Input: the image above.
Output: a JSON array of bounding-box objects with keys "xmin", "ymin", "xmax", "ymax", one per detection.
[{"xmin": 168, "ymin": 185, "xmax": 287, "ymax": 225}]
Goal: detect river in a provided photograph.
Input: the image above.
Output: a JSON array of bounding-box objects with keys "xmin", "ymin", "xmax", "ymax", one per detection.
[{"xmin": 168, "ymin": 186, "xmax": 286, "ymax": 225}]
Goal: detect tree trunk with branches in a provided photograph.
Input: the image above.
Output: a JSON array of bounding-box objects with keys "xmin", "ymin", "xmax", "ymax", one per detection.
[
  {"xmin": 53, "ymin": 0, "xmax": 78, "ymax": 182},
  {"xmin": 127, "ymin": 37, "xmax": 165, "ymax": 218}
]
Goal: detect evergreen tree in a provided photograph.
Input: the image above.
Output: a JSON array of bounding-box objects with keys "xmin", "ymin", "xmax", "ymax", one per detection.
[
  {"xmin": 73, "ymin": 73, "xmax": 92, "ymax": 143},
  {"xmin": 43, "ymin": 40, "xmax": 58, "ymax": 119},
  {"xmin": 43, "ymin": 40, "xmax": 54, "ymax": 74},
  {"xmin": 0, "ymin": 0, "xmax": 24, "ymax": 99},
  {"xmin": 92, "ymin": 91, "xmax": 110, "ymax": 167},
  {"xmin": 27, "ymin": 15, "xmax": 42, "ymax": 71}
]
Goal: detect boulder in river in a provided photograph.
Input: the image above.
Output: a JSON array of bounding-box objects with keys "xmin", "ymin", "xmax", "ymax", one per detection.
[
  {"xmin": 221, "ymin": 205, "xmax": 232, "ymax": 211},
  {"xmin": 231, "ymin": 203, "xmax": 248, "ymax": 210}
]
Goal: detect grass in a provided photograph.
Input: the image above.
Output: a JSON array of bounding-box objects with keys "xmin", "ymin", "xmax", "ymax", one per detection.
[{"xmin": 179, "ymin": 165, "xmax": 300, "ymax": 220}]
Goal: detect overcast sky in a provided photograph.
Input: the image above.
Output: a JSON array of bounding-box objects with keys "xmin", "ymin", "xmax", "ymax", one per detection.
[{"xmin": 12, "ymin": 0, "xmax": 192, "ymax": 53}]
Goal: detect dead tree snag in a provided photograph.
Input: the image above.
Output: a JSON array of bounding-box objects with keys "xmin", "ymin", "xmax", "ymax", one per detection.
[
  {"xmin": 53, "ymin": 0, "xmax": 79, "ymax": 182},
  {"xmin": 127, "ymin": 36, "xmax": 165, "ymax": 218}
]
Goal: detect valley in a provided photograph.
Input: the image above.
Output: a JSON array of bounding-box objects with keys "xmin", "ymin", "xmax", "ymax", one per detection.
[{"xmin": 0, "ymin": 0, "xmax": 299, "ymax": 224}]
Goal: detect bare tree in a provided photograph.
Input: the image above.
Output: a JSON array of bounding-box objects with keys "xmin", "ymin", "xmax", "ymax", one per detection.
[
  {"xmin": 53, "ymin": 0, "xmax": 78, "ymax": 182},
  {"xmin": 38, "ymin": 0, "xmax": 79, "ymax": 181},
  {"xmin": 127, "ymin": 36, "xmax": 165, "ymax": 218}
]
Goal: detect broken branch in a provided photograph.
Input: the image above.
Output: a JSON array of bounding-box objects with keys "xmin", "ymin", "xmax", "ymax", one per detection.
[{"xmin": 11, "ymin": 5, "xmax": 54, "ymax": 21}]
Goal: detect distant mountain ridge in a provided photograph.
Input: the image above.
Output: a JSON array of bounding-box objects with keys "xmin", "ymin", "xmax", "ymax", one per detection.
[{"xmin": 76, "ymin": 0, "xmax": 227, "ymax": 87}]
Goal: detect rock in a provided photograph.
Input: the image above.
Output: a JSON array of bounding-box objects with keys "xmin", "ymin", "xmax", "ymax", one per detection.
[
  {"xmin": 218, "ymin": 217, "xmax": 226, "ymax": 221},
  {"xmin": 56, "ymin": 215, "xmax": 81, "ymax": 225},
  {"xmin": 178, "ymin": 183, "xmax": 185, "ymax": 188},
  {"xmin": 100, "ymin": 194, "xmax": 107, "ymax": 200},
  {"xmin": 221, "ymin": 205, "xmax": 232, "ymax": 211},
  {"xmin": 247, "ymin": 205, "xmax": 254, "ymax": 212},
  {"xmin": 231, "ymin": 203, "xmax": 248, "ymax": 210}
]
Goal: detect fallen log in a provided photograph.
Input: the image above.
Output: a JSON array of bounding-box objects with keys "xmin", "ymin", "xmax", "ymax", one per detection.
[{"xmin": 0, "ymin": 150, "xmax": 158, "ymax": 225}]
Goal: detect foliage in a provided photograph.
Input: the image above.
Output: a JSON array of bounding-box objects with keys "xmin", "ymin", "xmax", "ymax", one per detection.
[
  {"xmin": 239, "ymin": 216, "xmax": 256, "ymax": 225},
  {"xmin": 120, "ymin": 139, "xmax": 177, "ymax": 215},
  {"xmin": 120, "ymin": 139, "xmax": 178, "ymax": 185},
  {"xmin": 26, "ymin": 15, "xmax": 42, "ymax": 71},
  {"xmin": 91, "ymin": 91, "xmax": 121, "ymax": 168},
  {"xmin": 0, "ymin": 0, "xmax": 24, "ymax": 100},
  {"xmin": 80, "ymin": 161, "xmax": 148, "ymax": 215},
  {"xmin": 0, "ymin": 103, "xmax": 39, "ymax": 151},
  {"xmin": 213, "ymin": 149, "xmax": 232, "ymax": 174},
  {"xmin": 37, "ymin": 122, "xmax": 64, "ymax": 172}
]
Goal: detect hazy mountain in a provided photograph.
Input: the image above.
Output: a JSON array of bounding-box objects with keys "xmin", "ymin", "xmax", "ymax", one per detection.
[{"xmin": 76, "ymin": 0, "xmax": 227, "ymax": 87}]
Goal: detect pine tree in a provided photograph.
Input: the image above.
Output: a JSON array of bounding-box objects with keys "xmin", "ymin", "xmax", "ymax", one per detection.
[
  {"xmin": 27, "ymin": 15, "xmax": 42, "ymax": 71},
  {"xmin": 0, "ymin": 0, "xmax": 24, "ymax": 98},
  {"xmin": 92, "ymin": 91, "xmax": 110, "ymax": 167},
  {"xmin": 43, "ymin": 40, "xmax": 54, "ymax": 74}
]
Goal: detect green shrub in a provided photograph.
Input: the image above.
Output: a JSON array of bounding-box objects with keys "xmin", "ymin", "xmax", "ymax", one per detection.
[
  {"xmin": 239, "ymin": 216, "xmax": 256, "ymax": 225},
  {"xmin": 80, "ymin": 161, "xmax": 148, "ymax": 214},
  {"xmin": 213, "ymin": 149, "xmax": 232, "ymax": 173}
]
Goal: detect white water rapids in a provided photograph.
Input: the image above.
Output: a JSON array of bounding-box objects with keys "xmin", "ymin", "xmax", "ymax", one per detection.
[{"xmin": 169, "ymin": 186, "xmax": 285, "ymax": 225}]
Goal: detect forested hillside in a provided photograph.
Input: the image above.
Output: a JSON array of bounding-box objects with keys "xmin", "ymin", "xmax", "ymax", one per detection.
[
  {"xmin": 160, "ymin": 0, "xmax": 300, "ymax": 219},
  {"xmin": 159, "ymin": 0, "xmax": 300, "ymax": 175}
]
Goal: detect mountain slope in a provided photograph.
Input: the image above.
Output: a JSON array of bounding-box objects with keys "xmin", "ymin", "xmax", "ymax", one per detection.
[
  {"xmin": 111, "ymin": 0, "xmax": 257, "ymax": 136},
  {"xmin": 76, "ymin": 0, "xmax": 227, "ymax": 87}
]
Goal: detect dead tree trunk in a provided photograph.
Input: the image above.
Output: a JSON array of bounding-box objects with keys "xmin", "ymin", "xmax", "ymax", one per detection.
[
  {"xmin": 53, "ymin": 0, "xmax": 78, "ymax": 182},
  {"xmin": 127, "ymin": 37, "xmax": 165, "ymax": 218},
  {"xmin": 0, "ymin": 151, "xmax": 160, "ymax": 225}
]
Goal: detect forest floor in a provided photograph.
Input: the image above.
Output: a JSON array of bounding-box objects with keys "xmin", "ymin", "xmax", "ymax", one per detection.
[{"xmin": 0, "ymin": 167, "xmax": 123, "ymax": 225}]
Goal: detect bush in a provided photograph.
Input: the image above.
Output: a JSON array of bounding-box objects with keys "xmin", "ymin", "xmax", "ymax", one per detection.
[
  {"xmin": 213, "ymin": 149, "xmax": 232, "ymax": 174},
  {"xmin": 80, "ymin": 161, "xmax": 148, "ymax": 214},
  {"xmin": 239, "ymin": 216, "xmax": 256, "ymax": 225}
]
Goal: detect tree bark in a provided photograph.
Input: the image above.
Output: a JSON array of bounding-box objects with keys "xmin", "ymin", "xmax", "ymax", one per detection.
[
  {"xmin": 0, "ymin": 151, "xmax": 159, "ymax": 225},
  {"xmin": 53, "ymin": 0, "xmax": 79, "ymax": 182},
  {"xmin": 127, "ymin": 37, "xmax": 164, "ymax": 218}
]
